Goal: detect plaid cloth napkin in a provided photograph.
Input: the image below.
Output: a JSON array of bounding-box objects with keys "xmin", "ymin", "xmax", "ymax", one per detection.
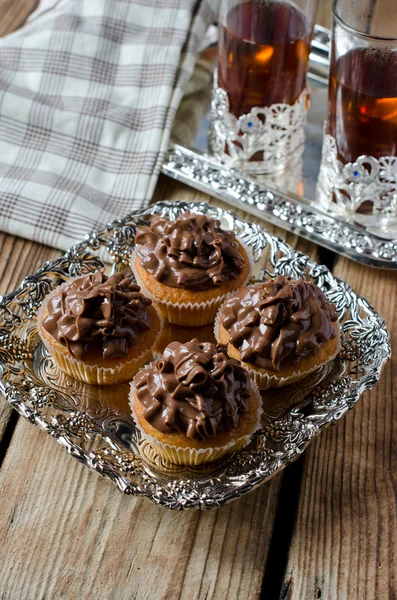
[{"xmin": 0, "ymin": 0, "xmax": 217, "ymax": 250}]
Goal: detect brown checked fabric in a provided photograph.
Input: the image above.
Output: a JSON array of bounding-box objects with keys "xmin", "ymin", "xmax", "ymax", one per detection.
[{"xmin": 0, "ymin": 0, "xmax": 218, "ymax": 250}]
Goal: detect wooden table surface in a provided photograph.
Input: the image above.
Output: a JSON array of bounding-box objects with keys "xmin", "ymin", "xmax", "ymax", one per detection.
[{"xmin": 0, "ymin": 2, "xmax": 396, "ymax": 599}]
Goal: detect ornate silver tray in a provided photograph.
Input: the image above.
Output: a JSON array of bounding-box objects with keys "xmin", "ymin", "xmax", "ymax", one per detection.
[
  {"xmin": 0, "ymin": 201, "xmax": 390, "ymax": 510},
  {"xmin": 162, "ymin": 26, "xmax": 397, "ymax": 269}
]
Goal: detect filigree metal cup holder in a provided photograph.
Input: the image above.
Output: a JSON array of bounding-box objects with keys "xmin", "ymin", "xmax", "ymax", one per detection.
[
  {"xmin": 317, "ymin": 134, "xmax": 397, "ymax": 238},
  {"xmin": 0, "ymin": 201, "xmax": 390, "ymax": 509},
  {"xmin": 209, "ymin": 70, "xmax": 309, "ymax": 174}
]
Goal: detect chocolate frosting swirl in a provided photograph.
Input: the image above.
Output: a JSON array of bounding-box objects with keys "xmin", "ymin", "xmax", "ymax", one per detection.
[
  {"xmin": 220, "ymin": 276, "xmax": 338, "ymax": 371},
  {"xmin": 134, "ymin": 339, "xmax": 251, "ymax": 440},
  {"xmin": 135, "ymin": 212, "xmax": 245, "ymax": 290},
  {"xmin": 42, "ymin": 270, "xmax": 152, "ymax": 360}
]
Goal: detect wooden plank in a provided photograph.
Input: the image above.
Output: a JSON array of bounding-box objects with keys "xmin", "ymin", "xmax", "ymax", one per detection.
[
  {"xmin": 0, "ymin": 235, "xmax": 59, "ymax": 443},
  {"xmin": 316, "ymin": 1, "xmax": 332, "ymax": 29},
  {"xmin": 0, "ymin": 420, "xmax": 281, "ymax": 600},
  {"xmin": 280, "ymin": 259, "xmax": 397, "ymax": 600},
  {"xmin": 371, "ymin": 0, "xmax": 397, "ymax": 37},
  {"xmin": 0, "ymin": 0, "xmax": 38, "ymax": 36}
]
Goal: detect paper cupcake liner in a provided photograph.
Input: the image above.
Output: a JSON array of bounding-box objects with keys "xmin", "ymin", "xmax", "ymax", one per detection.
[
  {"xmin": 36, "ymin": 276, "xmax": 163, "ymax": 386},
  {"xmin": 130, "ymin": 238, "xmax": 254, "ymax": 326},
  {"xmin": 215, "ymin": 308, "xmax": 342, "ymax": 389},
  {"xmin": 246, "ymin": 364, "xmax": 319, "ymax": 390},
  {"xmin": 129, "ymin": 375, "xmax": 263, "ymax": 466},
  {"xmin": 245, "ymin": 335, "xmax": 342, "ymax": 389},
  {"xmin": 214, "ymin": 302, "xmax": 227, "ymax": 344}
]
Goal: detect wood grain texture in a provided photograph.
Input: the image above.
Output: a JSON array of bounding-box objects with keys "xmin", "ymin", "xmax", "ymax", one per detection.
[
  {"xmin": 0, "ymin": 398, "xmax": 282, "ymax": 600},
  {"xmin": 0, "ymin": 0, "xmax": 38, "ymax": 36},
  {"xmin": 281, "ymin": 259, "xmax": 397, "ymax": 600},
  {"xmin": 0, "ymin": 235, "xmax": 59, "ymax": 443},
  {"xmin": 370, "ymin": 0, "xmax": 397, "ymax": 37},
  {"xmin": 315, "ymin": 0, "xmax": 332, "ymax": 29}
]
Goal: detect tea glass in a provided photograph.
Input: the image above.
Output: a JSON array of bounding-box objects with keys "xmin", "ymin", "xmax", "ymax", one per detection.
[
  {"xmin": 317, "ymin": 0, "xmax": 397, "ymax": 236},
  {"xmin": 209, "ymin": 0, "xmax": 318, "ymax": 174}
]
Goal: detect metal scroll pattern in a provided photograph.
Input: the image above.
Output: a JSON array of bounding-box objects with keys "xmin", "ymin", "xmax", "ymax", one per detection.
[
  {"xmin": 317, "ymin": 134, "xmax": 397, "ymax": 230},
  {"xmin": 0, "ymin": 201, "xmax": 390, "ymax": 510},
  {"xmin": 162, "ymin": 147, "xmax": 397, "ymax": 268},
  {"xmin": 209, "ymin": 70, "xmax": 309, "ymax": 173}
]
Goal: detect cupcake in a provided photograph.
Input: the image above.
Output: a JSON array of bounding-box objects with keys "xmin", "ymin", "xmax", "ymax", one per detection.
[
  {"xmin": 37, "ymin": 270, "xmax": 162, "ymax": 385},
  {"xmin": 131, "ymin": 212, "xmax": 253, "ymax": 326},
  {"xmin": 130, "ymin": 339, "xmax": 262, "ymax": 466},
  {"xmin": 215, "ymin": 275, "xmax": 340, "ymax": 389}
]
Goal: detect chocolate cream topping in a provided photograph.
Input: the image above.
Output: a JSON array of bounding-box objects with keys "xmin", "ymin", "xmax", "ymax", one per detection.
[
  {"xmin": 135, "ymin": 212, "xmax": 245, "ymax": 291},
  {"xmin": 134, "ymin": 339, "xmax": 251, "ymax": 440},
  {"xmin": 220, "ymin": 276, "xmax": 338, "ymax": 371},
  {"xmin": 42, "ymin": 270, "xmax": 152, "ymax": 360}
]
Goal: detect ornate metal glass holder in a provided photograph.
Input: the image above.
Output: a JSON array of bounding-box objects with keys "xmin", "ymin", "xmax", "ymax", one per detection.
[
  {"xmin": 317, "ymin": 134, "xmax": 397, "ymax": 238},
  {"xmin": 209, "ymin": 70, "xmax": 309, "ymax": 174},
  {"xmin": 161, "ymin": 26, "xmax": 397, "ymax": 269},
  {"xmin": 0, "ymin": 201, "xmax": 390, "ymax": 510}
]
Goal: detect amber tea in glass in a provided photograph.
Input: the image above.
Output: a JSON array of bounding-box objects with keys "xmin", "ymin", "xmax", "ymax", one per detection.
[
  {"xmin": 218, "ymin": 0, "xmax": 313, "ymax": 117},
  {"xmin": 328, "ymin": 48, "xmax": 397, "ymax": 164},
  {"xmin": 318, "ymin": 0, "xmax": 397, "ymax": 234},
  {"xmin": 210, "ymin": 0, "xmax": 318, "ymax": 173}
]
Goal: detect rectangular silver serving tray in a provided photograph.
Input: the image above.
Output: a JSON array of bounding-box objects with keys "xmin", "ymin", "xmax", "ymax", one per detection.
[{"xmin": 162, "ymin": 26, "xmax": 397, "ymax": 269}]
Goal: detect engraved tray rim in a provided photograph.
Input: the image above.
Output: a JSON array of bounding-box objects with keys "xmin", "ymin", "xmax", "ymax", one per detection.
[{"xmin": 0, "ymin": 200, "xmax": 391, "ymax": 510}]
